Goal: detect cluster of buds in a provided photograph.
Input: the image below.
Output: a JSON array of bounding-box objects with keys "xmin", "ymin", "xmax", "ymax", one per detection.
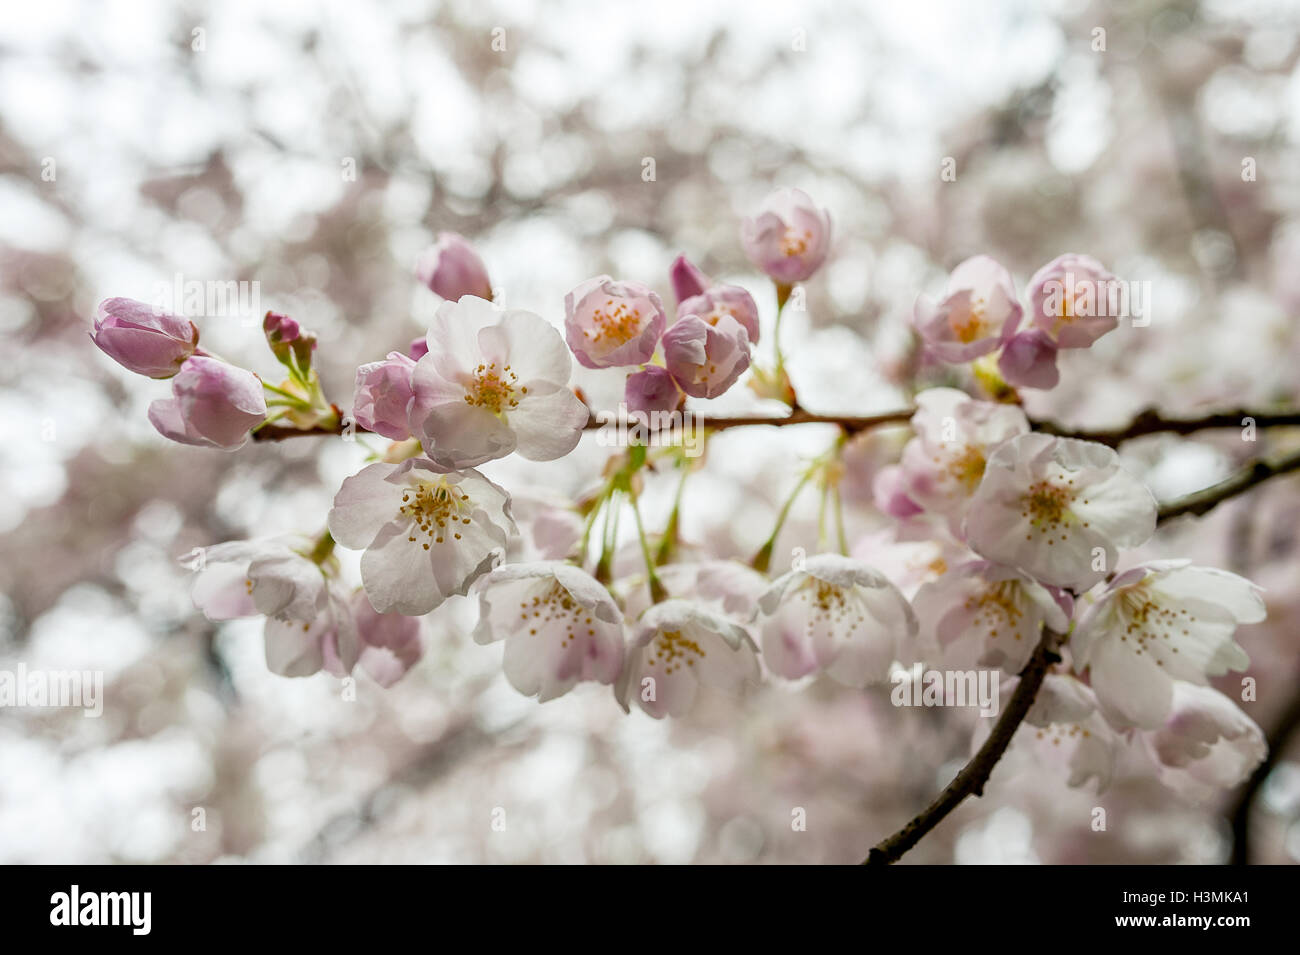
[{"xmin": 566, "ymin": 186, "xmax": 832, "ymax": 416}]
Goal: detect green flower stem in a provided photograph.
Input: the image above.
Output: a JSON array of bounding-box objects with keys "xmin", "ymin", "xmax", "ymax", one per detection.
[
  {"xmin": 628, "ymin": 483, "xmax": 667, "ymax": 603},
  {"xmin": 654, "ymin": 453, "xmax": 693, "ymax": 566},
  {"xmin": 594, "ymin": 491, "xmax": 621, "ymax": 585},
  {"xmin": 751, "ymin": 465, "xmax": 816, "ymax": 573},
  {"xmin": 772, "ymin": 282, "xmax": 795, "ymax": 407},
  {"xmin": 261, "ymin": 379, "xmax": 311, "ymax": 404},
  {"xmin": 834, "ymin": 485, "xmax": 849, "ymax": 556}
]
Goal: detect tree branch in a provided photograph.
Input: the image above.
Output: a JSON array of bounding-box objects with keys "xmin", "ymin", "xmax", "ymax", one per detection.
[
  {"xmin": 249, "ymin": 407, "xmax": 919, "ymax": 442},
  {"xmin": 864, "ymin": 628, "xmax": 1068, "ymax": 865},
  {"xmin": 1038, "ymin": 407, "xmax": 1300, "ymax": 448},
  {"xmin": 1156, "ymin": 447, "xmax": 1300, "ymax": 522},
  {"xmin": 251, "ymin": 404, "xmax": 1300, "ymax": 444}
]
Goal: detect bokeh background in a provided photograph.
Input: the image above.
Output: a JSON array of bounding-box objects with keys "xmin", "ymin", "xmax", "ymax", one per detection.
[{"xmin": 2, "ymin": 0, "xmax": 1299, "ymax": 863}]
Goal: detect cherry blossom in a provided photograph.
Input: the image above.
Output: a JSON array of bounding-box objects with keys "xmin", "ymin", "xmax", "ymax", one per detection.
[
  {"xmin": 997, "ymin": 328, "xmax": 1060, "ymax": 390},
  {"xmin": 1138, "ymin": 681, "xmax": 1267, "ymax": 802},
  {"xmin": 912, "ymin": 256, "xmax": 1023, "ymax": 363},
  {"xmin": 564, "ymin": 276, "xmax": 666, "ymax": 368},
  {"xmin": 328, "ymin": 457, "xmax": 515, "ymax": 615},
  {"xmin": 147, "ymin": 356, "xmax": 267, "ymax": 450},
  {"xmin": 900, "ymin": 387, "xmax": 1029, "ymax": 528},
  {"xmin": 872, "ymin": 465, "xmax": 924, "ymax": 519},
  {"xmin": 188, "ymin": 539, "xmax": 359, "ymax": 678},
  {"xmin": 416, "ymin": 232, "xmax": 493, "ymax": 301},
  {"xmin": 624, "ymin": 365, "xmax": 682, "ymax": 415},
  {"xmin": 914, "ymin": 561, "xmax": 1071, "ymax": 674},
  {"xmin": 1071, "ymin": 561, "xmax": 1264, "ymax": 728},
  {"xmin": 757, "ymin": 554, "xmax": 917, "ymax": 686},
  {"xmin": 408, "ymin": 296, "xmax": 589, "ymax": 468},
  {"xmin": 965, "ymin": 433, "xmax": 1157, "ymax": 591},
  {"xmin": 669, "ymin": 253, "xmax": 711, "ymax": 304},
  {"xmin": 353, "ymin": 351, "xmax": 417, "ymax": 440},
  {"xmin": 661, "ymin": 313, "xmax": 751, "ymax": 398},
  {"xmin": 617, "ymin": 599, "xmax": 760, "ymax": 718},
  {"xmin": 473, "ymin": 562, "xmax": 625, "ymax": 701},
  {"xmin": 92, "ymin": 297, "xmax": 198, "ymax": 378},
  {"xmin": 1027, "ymin": 253, "xmax": 1119, "ymax": 349},
  {"xmin": 677, "ymin": 284, "xmax": 761, "ymax": 343},
  {"xmin": 350, "ymin": 591, "xmax": 424, "ymax": 687},
  {"xmin": 740, "ymin": 187, "xmax": 832, "ymax": 284}
]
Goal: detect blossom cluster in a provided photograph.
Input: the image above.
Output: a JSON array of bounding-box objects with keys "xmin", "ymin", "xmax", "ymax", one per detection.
[
  {"xmin": 90, "ymin": 187, "xmax": 1267, "ymax": 804},
  {"xmin": 912, "ymin": 253, "xmax": 1122, "ymax": 392}
]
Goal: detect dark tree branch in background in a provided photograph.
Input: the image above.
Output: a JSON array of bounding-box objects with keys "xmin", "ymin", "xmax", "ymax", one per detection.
[
  {"xmin": 1229, "ymin": 677, "xmax": 1300, "ymax": 865},
  {"xmin": 864, "ymin": 628, "xmax": 1068, "ymax": 865},
  {"xmin": 1038, "ymin": 407, "xmax": 1300, "ymax": 448},
  {"xmin": 1156, "ymin": 447, "xmax": 1300, "ymax": 522},
  {"xmin": 252, "ymin": 403, "xmax": 1300, "ymax": 444}
]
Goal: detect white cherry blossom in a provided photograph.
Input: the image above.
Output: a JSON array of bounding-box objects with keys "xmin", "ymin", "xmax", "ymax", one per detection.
[
  {"xmin": 1138, "ymin": 681, "xmax": 1267, "ymax": 802},
  {"xmin": 965, "ymin": 433, "xmax": 1157, "ymax": 591},
  {"xmin": 408, "ymin": 296, "xmax": 589, "ymax": 469},
  {"xmin": 617, "ymin": 599, "xmax": 760, "ymax": 718},
  {"xmin": 328, "ymin": 458, "xmax": 515, "ymax": 615},
  {"xmin": 473, "ymin": 561, "xmax": 625, "ymax": 702},
  {"xmin": 1071, "ymin": 561, "xmax": 1263, "ymax": 728},
  {"xmin": 900, "ymin": 387, "xmax": 1029, "ymax": 529},
  {"xmin": 757, "ymin": 554, "xmax": 917, "ymax": 686},
  {"xmin": 914, "ymin": 560, "xmax": 1071, "ymax": 674},
  {"xmin": 188, "ymin": 538, "xmax": 358, "ymax": 678}
]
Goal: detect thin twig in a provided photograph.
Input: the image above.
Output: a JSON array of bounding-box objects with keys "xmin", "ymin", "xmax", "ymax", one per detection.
[
  {"xmin": 1039, "ymin": 407, "xmax": 1300, "ymax": 448},
  {"xmin": 1157, "ymin": 448, "xmax": 1300, "ymax": 522}
]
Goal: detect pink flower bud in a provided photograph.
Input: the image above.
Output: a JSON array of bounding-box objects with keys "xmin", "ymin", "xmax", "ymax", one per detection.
[
  {"xmin": 669, "ymin": 254, "xmax": 711, "ymax": 304},
  {"xmin": 408, "ymin": 336, "xmax": 429, "ymax": 360},
  {"xmin": 353, "ymin": 351, "xmax": 417, "ymax": 440},
  {"xmin": 678, "ymin": 284, "xmax": 761, "ymax": 343},
  {"xmin": 350, "ymin": 591, "xmax": 424, "ymax": 687},
  {"xmin": 1028, "ymin": 253, "xmax": 1120, "ymax": 349},
  {"xmin": 872, "ymin": 465, "xmax": 923, "ymax": 519},
  {"xmin": 415, "ymin": 232, "xmax": 493, "ymax": 301},
  {"xmin": 263, "ymin": 310, "xmax": 300, "ymax": 343},
  {"xmin": 624, "ymin": 366, "xmax": 682, "ymax": 415},
  {"xmin": 91, "ymin": 297, "xmax": 198, "ymax": 378},
  {"xmin": 998, "ymin": 328, "xmax": 1060, "ymax": 390},
  {"xmin": 564, "ymin": 276, "xmax": 666, "ymax": 369},
  {"xmin": 263, "ymin": 310, "xmax": 316, "ymax": 370},
  {"xmin": 662, "ymin": 313, "xmax": 751, "ymax": 399},
  {"xmin": 740, "ymin": 187, "xmax": 832, "ymax": 284},
  {"xmin": 147, "ymin": 357, "xmax": 267, "ymax": 450}
]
